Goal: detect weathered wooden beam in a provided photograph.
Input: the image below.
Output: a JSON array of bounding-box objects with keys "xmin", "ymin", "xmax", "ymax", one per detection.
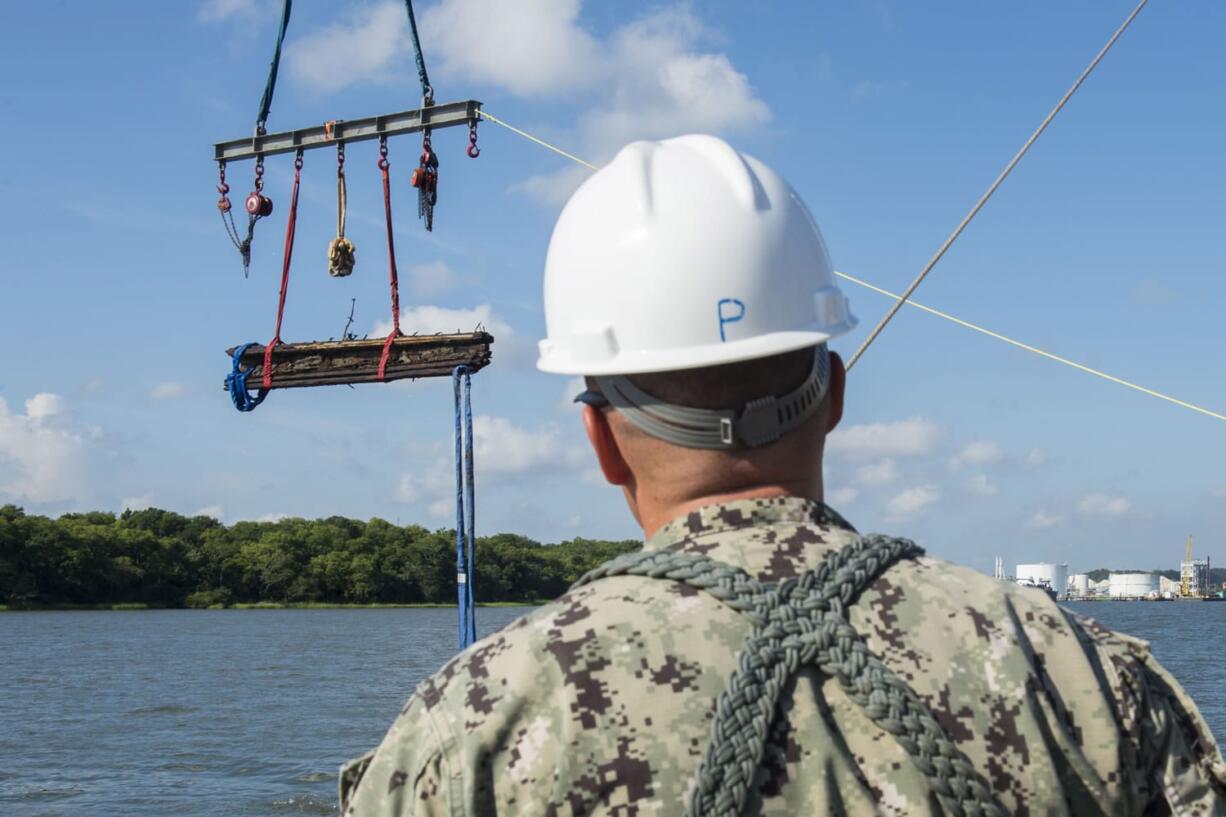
[{"xmin": 224, "ymin": 332, "xmax": 493, "ymax": 391}]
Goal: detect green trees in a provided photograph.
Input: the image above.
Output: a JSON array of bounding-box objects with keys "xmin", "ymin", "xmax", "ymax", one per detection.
[{"xmin": 0, "ymin": 504, "xmax": 639, "ymax": 608}]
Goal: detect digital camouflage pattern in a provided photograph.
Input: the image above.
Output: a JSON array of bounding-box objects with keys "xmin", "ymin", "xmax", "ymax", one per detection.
[{"xmin": 340, "ymin": 497, "xmax": 1226, "ymax": 816}]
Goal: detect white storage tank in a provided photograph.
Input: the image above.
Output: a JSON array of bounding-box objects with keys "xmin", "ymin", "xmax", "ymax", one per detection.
[
  {"xmin": 1108, "ymin": 572, "xmax": 1159, "ymax": 598},
  {"xmin": 1069, "ymin": 573, "xmax": 1090, "ymax": 597},
  {"xmin": 1015, "ymin": 563, "xmax": 1069, "ymax": 599}
]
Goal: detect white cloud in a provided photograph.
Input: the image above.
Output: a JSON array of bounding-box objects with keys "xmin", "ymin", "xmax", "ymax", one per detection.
[
  {"xmin": 408, "ymin": 261, "xmax": 460, "ymax": 298},
  {"xmin": 150, "ymin": 382, "xmax": 190, "ymax": 400},
  {"xmin": 1077, "ymin": 493, "xmax": 1131, "ymax": 518},
  {"xmin": 828, "ymin": 486, "xmax": 859, "ymax": 507},
  {"xmin": 122, "ymin": 496, "xmax": 153, "ymax": 512},
  {"xmin": 256, "ymin": 512, "xmax": 289, "ymax": 523},
  {"xmin": 519, "ymin": 8, "xmax": 771, "ymax": 203},
  {"xmin": 510, "ymin": 164, "xmax": 597, "ymax": 207},
  {"xmin": 373, "ymin": 303, "xmax": 533, "ymax": 368},
  {"xmin": 965, "ymin": 474, "xmax": 998, "ymax": 497},
  {"xmin": 287, "ymin": 2, "xmax": 770, "ymax": 205},
  {"xmin": 1213, "ymin": 486, "xmax": 1226, "ymax": 498},
  {"xmin": 397, "ymin": 468, "xmax": 452, "ymax": 506},
  {"xmin": 25, "ymin": 393, "xmax": 63, "ymax": 421},
  {"xmin": 285, "ymin": 3, "xmax": 407, "ymax": 92},
  {"xmin": 421, "ymin": 0, "xmax": 603, "ymax": 96},
  {"xmin": 1026, "ymin": 448, "xmax": 1047, "ymax": 467},
  {"xmin": 827, "ymin": 417, "xmax": 941, "ymax": 461},
  {"xmin": 427, "ymin": 498, "xmax": 453, "ymax": 519},
  {"xmin": 197, "ymin": 0, "xmax": 261, "ymax": 23},
  {"xmin": 1026, "ymin": 510, "xmax": 1063, "ymax": 530},
  {"xmin": 885, "ymin": 485, "xmax": 941, "ymax": 520},
  {"xmin": 395, "ymin": 474, "xmax": 421, "ymax": 503},
  {"xmin": 0, "ymin": 394, "xmax": 93, "ymax": 504},
  {"xmin": 473, "ymin": 415, "xmax": 582, "ymax": 474},
  {"xmin": 856, "ymin": 458, "xmax": 898, "ymax": 487},
  {"xmin": 193, "ymin": 505, "xmax": 226, "ymax": 521},
  {"xmin": 949, "ymin": 440, "xmax": 1003, "ymax": 471},
  {"xmin": 397, "ymin": 415, "xmax": 587, "ymax": 510}
]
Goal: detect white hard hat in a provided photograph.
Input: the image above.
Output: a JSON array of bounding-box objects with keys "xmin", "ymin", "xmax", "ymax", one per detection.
[{"xmin": 537, "ymin": 134, "xmax": 856, "ymax": 376}]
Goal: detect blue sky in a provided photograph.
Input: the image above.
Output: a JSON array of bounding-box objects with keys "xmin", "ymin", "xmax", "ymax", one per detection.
[{"xmin": 1, "ymin": 0, "xmax": 1223, "ymax": 576}]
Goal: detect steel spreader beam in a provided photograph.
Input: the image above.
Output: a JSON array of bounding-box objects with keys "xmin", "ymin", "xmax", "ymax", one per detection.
[{"xmin": 213, "ymin": 99, "xmax": 481, "ymax": 163}]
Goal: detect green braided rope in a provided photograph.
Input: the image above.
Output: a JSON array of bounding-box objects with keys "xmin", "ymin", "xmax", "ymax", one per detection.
[{"xmin": 573, "ymin": 534, "xmax": 1007, "ymax": 817}]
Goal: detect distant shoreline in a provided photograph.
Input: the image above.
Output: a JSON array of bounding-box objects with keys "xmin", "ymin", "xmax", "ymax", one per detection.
[{"xmin": 0, "ymin": 601, "xmax": 544, "ymax": 612}]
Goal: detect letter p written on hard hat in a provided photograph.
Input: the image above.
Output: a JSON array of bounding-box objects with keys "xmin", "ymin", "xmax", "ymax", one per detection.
[
  {"xmin": 718, "ymin": 299, "xmax": 746, "ymax": 342},
  {"xmin": 537, "ymin": 134, "xmax": 857, "ymax": 377}
]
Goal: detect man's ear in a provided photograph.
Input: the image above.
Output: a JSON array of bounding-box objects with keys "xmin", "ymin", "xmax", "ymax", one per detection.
[
  {"xmin": 582, "ymin": 405, "xmax": 632, "ymax": 486},
  {"xmin": 824, "ymin": 351, "xmax": 846, "ymax": 433}
]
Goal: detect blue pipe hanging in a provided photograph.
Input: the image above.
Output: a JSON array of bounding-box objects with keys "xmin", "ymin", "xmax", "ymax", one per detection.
[{"xmin": 452, "ymin": 366, "xmax": 476, "ymax": 649}]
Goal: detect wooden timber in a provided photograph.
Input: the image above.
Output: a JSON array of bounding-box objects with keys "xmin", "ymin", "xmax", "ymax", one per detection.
[{"xmin": 224, "ymin": 332, "xmax": 493, "ymax": 391}]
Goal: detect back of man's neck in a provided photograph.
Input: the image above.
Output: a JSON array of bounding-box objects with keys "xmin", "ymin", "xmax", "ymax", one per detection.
[{"xmin": 639, "ymin": 483, "xmax": 821, "ymax": 539}]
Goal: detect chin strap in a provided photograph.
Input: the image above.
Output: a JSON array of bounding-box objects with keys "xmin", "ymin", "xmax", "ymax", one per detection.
[{"xmin": 575, "ymin": 345, "xmax": 829, "ymax": 450}]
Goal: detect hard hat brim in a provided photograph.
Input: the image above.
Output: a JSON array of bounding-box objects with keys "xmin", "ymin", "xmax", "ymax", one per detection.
[{"xmin": 537, "ymin": 317, "xmax": 857, "ymax": 376}]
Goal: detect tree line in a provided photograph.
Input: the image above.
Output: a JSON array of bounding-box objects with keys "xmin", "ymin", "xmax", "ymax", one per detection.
[{"xmin": 0, "ymin": 505, "xmax": 640, "ymax": 608}]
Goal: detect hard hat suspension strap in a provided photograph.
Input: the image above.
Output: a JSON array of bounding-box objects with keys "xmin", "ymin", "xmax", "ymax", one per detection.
[{"xmin": 580, "ymin": 345, "xmax": 830, "ymax": 449}]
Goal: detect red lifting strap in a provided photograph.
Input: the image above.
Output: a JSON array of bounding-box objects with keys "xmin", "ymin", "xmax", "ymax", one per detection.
[
  {"xmin": 263, "ymin": 150, "xmax": 304, "ymax": 389},
  {"xmin": 377, "ymin": 138, "xmax": 403, "ymax": 380}
]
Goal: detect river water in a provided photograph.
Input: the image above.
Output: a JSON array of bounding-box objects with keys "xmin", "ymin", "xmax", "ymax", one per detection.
[{"xmin": 1, "ymin": 602, "xmax": 1222, "ymax": 816}]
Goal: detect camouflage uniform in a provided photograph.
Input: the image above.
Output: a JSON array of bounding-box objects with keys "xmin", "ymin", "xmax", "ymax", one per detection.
[{"xmin": 340, "ymin": 498, "xmax": 1226, "ymax": 816}]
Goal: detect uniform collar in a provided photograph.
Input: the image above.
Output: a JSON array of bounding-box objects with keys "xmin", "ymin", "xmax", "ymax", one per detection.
[{"xmin": 646, "ymin": 496, "xmax": 857, "ymax": 553}]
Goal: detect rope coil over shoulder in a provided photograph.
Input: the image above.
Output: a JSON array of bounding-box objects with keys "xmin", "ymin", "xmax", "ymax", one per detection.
[{"xmin": 572, "ymin": 535, "xmax": 1008, "ymax": 817}]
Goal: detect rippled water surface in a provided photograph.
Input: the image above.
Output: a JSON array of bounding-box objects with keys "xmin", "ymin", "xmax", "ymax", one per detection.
[
  {"xmin": 1, "ymin": 608, "xmax": 529, "ymax": 817},
  {"xmin": 2, "ymin": 602, "xmax": 1222, "ymax": 816},
  {"xmin": 1062, "ymin": 600, "xmax": 1225, "ymax": 741}
]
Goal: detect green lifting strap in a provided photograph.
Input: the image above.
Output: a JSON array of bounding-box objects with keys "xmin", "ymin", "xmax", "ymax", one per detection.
[
  {"xmin": 573, "ymin": 534, "xmax": 1008, "ymax": 817},
  {"xmin": 256, "ymin": 0, "xmax": 293, "ymax": 134},
  {"xmin": 402, "ymin": 0, "xmax": 433, "ymax": 102}
]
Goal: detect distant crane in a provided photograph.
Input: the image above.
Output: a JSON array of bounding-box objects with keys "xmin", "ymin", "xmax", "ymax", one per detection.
[
  {"xmin": 1180, "ymin": 535, "xmax": 1211, "ymax": 598},
  {"xmin": 1181, "ymin": 535, "xmax": 1193, "ymax": 596}
]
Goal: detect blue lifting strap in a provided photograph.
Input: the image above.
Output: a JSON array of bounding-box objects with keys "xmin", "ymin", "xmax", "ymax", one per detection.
[{"xmin": 226, "ymin": 343, "xmax": 269, "ymax": 412}]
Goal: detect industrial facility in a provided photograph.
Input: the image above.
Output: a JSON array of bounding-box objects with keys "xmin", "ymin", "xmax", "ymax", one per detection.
[
  {"xmin": 1069, "ymin": 573, "xmax": 1090, "ymax": 597},
  {"xmin": 1107, "ymin": 572, "xmax": 1160, "ymax": 599},
  {"xmin": 1180, "ymin": 535, "xmax": 1212, "ymax": 597},
  {"xmin": 994, "ymin": 535, "xmax": 1222, "ymax": 601},
  {"xmin": 1015, "ymin": 562, "xmax": 1069, "ymax": 600}
]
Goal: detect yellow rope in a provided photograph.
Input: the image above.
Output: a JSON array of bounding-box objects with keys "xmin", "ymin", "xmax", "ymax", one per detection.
[
  {"xmin": 477, "ymin": 109, "xmax": 599, "ymax": 171},
  {"xmin": 835, "ymin": 271, "xmax": 1226, "ymax": 423},
  {"xmin": 474, "ymin": 110, "xmax": 1224, "ymax": 424}
]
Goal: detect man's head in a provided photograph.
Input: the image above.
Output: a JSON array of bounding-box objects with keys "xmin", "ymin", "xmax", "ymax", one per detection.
[
  {"xmin": 536, "ymin": 134, "xmax": 857, "ymax": 534},
  {"xmin": 579, "ymin": 345, "xmax": 846, "ymax": 533}
]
